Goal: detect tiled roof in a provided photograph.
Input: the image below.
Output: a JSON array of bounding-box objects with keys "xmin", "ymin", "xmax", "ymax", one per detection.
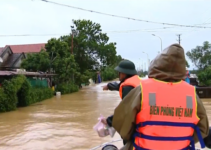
[
  {"xmin": 0, "ymin": 53, "xmax": 23, "ymax": 68},
  {"xmin": 7, "ymin": 43, "xmax": 46, "ymax": 53}
]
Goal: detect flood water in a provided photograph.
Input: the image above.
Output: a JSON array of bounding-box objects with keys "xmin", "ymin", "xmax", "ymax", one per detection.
[{"xmin": 0, "ymin": 83, "xmax": 210, "ymax": 150}]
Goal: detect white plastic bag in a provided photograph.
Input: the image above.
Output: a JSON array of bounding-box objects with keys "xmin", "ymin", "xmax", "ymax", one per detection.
[
  {"xmin": 93, "ymin": 115, "xmax": 109, "ymax": 137},
  {"xmin": 93, "ymin": 115, "xmax": 116, "ymax": 137}
]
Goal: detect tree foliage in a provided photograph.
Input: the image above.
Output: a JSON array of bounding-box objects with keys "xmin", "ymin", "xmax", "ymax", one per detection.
[
  {"xmin": 45, "ymin": 38, "xmax": 78, "ymax": 83},
  {"xmin": 101, "ymin": 55, "xmax": 123, "ymax": 81},
  {"xmin": 197, "ymin": 66, "xmax": 211, "ymax": 86},
  {"xmin": 186, "ymin": 41, "xmax": 211, "ymax": 86},
  {"xmin": 21, "ymin": 19, "xmax": 121, "ymax": 92},
  {"xmin": 186, "ymin": 60, "xmax": 190, "ymax": 68},
  {"xmin": 186, "ymin": 41, "xmax": 211, "ymax": 70},
  {"xmin": 21, "ymin": 49, "xmax": 50, "ymax": 72},
  {"xmin": 60, "ymin": 19, "xmax": 117, "ymax": 72}
]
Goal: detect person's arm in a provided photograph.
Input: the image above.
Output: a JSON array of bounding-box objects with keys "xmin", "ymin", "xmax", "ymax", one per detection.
[
  {"xmin": 105, "ymin": 86, "xmax": 134, "ymax": 127},
  {"xmin": 107, "ymin": 82, "xmax": 119, "ymax": 91},
  {"xmin": 106, "ymin": 115, "xmax": 113, "ymax": 127},
  {"xmin": 112, "ymin": 86, "xmax": 142, "ymax": 141},
  {"xmin": 194, "ymin": 94, "xmax": 209, "ymax": 143}
]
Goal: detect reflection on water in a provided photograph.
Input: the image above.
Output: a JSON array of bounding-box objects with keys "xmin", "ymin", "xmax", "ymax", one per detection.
[{"xmin": 0, "ymin": 83, "xmax": 210, "ymax": 150}]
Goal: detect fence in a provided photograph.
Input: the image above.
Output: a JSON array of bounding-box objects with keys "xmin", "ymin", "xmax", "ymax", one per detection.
[{"xmin": 27, "ymin": 77, "xmax": 49, "ymax": 88}]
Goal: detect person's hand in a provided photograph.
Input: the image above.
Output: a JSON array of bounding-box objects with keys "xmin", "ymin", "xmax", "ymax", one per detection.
[
  {"xmin": 102, "ymin": 85, "xmax": 108, "ymax": 90},
  {"xmin": 101, "ymin": 118, "xmax": 108, "ymax": 126}
]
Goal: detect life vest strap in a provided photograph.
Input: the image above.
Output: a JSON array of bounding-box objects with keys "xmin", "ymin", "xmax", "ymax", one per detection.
[
  {"xmin": 134, "ymin": 121, "xmax": 205, "ymax": 149},
  {"xmin": 136, "ymin": 121, "xmax": 196, "ymax": 128},
  {"xmin": 133, "ymin": 142, "xmax": 192, "ymax": 150},
  {"xmin": 133, "ymin": 132, "xmax": 193, "ymax": 141}
]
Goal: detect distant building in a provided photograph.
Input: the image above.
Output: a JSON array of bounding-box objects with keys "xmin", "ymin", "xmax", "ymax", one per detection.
[{"xmin": 0, "ymin": 43, "xmax": 45, "ymax": 70}]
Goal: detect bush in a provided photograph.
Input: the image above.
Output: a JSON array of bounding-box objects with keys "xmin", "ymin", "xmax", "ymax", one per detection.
[
  {"xmin": 17, "ymin": 77, "xmax": 31, "ymax": 107},
  {"xmin": 0, "ymin": 87, "xmax": 14, "ymax": 112},
  {"xmin": 56, "ymin": 82, "xmax": 79, "ymax": 94},
  {"xmin": 0, "ymin": 75, "xmax": 54, "ymax": 112},
  {"xmin": 0, "ymin": 76, "xmax": 25, "ymax": 112},
  {"xmin": 25, "ymin": 88, "xmax": 53, "ymax": 105}
]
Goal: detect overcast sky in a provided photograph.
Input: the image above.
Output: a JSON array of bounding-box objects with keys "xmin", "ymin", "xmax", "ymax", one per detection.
[{"xmin": 0, "ymin": 0, "xmax": 211, "ymax": 70}]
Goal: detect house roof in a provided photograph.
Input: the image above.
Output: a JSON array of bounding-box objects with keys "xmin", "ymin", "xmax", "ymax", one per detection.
[
  {"xmin": 0, "ymin": 47, "xmax": 6, "ymax": 56},
  {"xmin": 0, "ymin": 53, "xmax": 23, "ymax": 68},
  {"xmin": 7, "ymin": 43, "xmax": 46, "ymax": 53},
  {"xmin": 0, "ymin": 71, "xmax": 56, "ymax": 76}
]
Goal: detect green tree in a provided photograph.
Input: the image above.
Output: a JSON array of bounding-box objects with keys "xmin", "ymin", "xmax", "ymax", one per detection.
[
  {"xmin": 60, "ymin": 19, "xmax": 117, "ymax": 74},
  {"xmin": 21, "ymin": 38, "xmax": 79, "ymax": 93},
  {"xmin": 21, "ymin": 19, "xmax": 121, "ymax": 92},
  {"xmin": 21, "ymin": 49, "xmax": 50, "ymax": 72},
  {"xmin": 186, "ymin": 41, "xmax": 211, "ymax": 85},
  {"xmin": 101, "ymin": 55, "xmax": 123, "ymax": 81},
  {"xmin": 186, "ymin": 60, "xmax": 190, "ymax": 68},
  {"xmin": 45, "ymin": 38, "xmax": 79, "ymax": 83},
  {"xmin": 197, "ymin": 66, "xmax": 211, "ymax": 86},
  {"xmin": 21, "ymin": 38, "xmax": 79, "ymax": 84},
  {"xmin": 186, "ymin": 41, "xmax": 211, "ymax": 70}
]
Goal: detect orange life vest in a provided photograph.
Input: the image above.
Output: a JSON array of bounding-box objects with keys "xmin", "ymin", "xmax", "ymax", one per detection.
[
  {"xmin": 119, "ymin": 75, "xmax": 141, "ymax": 99},
  {"xmin": 133, "ymin": 78, "xmax": 205, "ymax": 150}
]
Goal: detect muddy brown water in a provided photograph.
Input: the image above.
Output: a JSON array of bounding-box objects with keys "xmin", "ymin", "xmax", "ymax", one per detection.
[{"xmin": 0, "ymin": 83, "xmax": 210, "ymax": 150}]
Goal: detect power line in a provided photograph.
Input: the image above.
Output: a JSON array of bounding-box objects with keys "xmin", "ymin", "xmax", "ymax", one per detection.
[
  {"xmin": 106, "ymin": 27, "xmax": 174, "ymax": 33},
  {"xmin": 0, "ymin": 34, "xmax": 66, "ymax": 37},
  {"xmin": 180, "ymin": 17, "xmax": 211, "ymax": 40},
  {"xmin": 39, "ymin": 0, "xmax": 211, "ymax": 29},
  {"xmin": 0, "ymin": 27, "xmax": 198, "ymax": 37}
]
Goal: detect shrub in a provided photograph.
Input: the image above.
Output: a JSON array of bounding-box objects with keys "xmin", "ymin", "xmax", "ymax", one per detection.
[
  {"xmin": 17, "ymin": 77, "xmax": 31, "ymax": 107},
  {"xmin": 0, "ymin": 87, "xmax": 13, "ymax": 112},
  {"xmin": 27, "ymin": 88, "xmax": 53, "ymax": 105},
  {"xmin": 0, "ymin": 76, "xmax": 25, "ymax": 112},
  {"xmin": 0, "ymin": 75, "xmax": 54, "ymax": 112},
  {"xmin": 56, "ymin": 82, "xmax": 79, "ymax": 94}
]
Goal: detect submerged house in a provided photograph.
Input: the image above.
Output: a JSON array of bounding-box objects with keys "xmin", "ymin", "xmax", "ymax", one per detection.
[
  {"xmin": 0, "ymin": 43, "xmax": 54, "ymax": 87},
  {"xmin": 0, "ymin": 43, "xmax": 45, "ymax": 71}
]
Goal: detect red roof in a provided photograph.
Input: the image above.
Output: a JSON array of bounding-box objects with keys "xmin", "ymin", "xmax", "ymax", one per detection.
[{"xmin": 7, "ymin": 43, "xmax": 46, "ymax": 53}]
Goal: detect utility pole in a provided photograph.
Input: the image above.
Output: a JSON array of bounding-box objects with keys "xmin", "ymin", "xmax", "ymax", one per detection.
[
  {"xmin": 70, "ymin": 26, "xmax": 77, "ymax": 83},
  {"xmin": 71, "ymin": 26, "xmax": 77, "ymax": 54},
  {"xmin": 176, "ymin": 34, "xmax": 181, "ymax": 45},
  {"xmin": 71, "ymin": 34, "xmax": 73, "ymax": 54},
  {"xmin": 70, "ymin": 26, "xmax": 74, "ymax": 54}
]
